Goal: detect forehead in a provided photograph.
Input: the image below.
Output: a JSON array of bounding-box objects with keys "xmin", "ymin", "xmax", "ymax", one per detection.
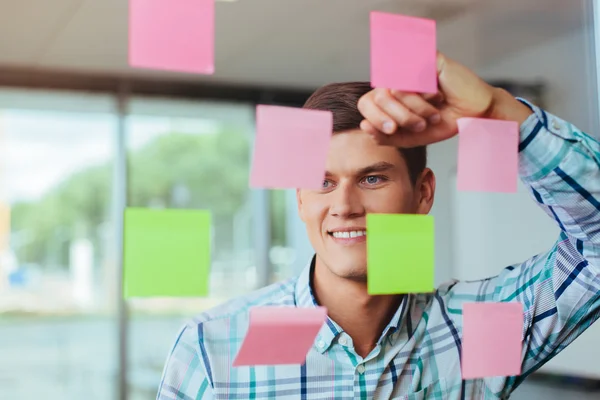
[{"xmin": 326, "ymin": 130, "xmax": 404, "ymax": 171}]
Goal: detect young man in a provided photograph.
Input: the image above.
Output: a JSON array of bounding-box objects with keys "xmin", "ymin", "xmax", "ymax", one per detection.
[{"xmin": 157, "ymin": 53, "xmax": 600, "ymax": 399}]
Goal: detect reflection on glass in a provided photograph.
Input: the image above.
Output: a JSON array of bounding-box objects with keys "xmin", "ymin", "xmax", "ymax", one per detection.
[
  {"xmin": 125, "ymin": 99, "xmax": 269, "ymax": 399},
  {"xmin": 0, "ymin": 101, "xmax": 117, "ymax": 399}
]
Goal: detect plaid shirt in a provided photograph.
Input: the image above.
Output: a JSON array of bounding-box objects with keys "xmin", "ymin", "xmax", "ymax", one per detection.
[{"xmin": 157, "ymin": 100, "xmax": 600, "ymax": 399}]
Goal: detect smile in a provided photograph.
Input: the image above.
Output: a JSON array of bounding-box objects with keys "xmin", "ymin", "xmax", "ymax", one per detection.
[
  {"xmin": 330, "ymin": 230, "xmax": 366, "ymax": 238},
  {"xmin": 327, "ymin": 229, "xmax": 367, "ymax": 245}
]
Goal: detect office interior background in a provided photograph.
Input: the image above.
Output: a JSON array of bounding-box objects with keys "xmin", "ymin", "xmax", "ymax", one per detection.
[{"xmin": 1, "ymin": 0, "xmax": 600, "ymax": 399}]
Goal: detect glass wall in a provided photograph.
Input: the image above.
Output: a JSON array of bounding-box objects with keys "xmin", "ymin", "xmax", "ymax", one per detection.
[
  {"xmin": 0, "ymin": 89, "xmax": 118, "ymax": 399},
  {"xmin": 123, "ymin": 97, "xmax": 263, "ymax": 399},
  {"xmin": 0, "ymin": 89, "xmax": 296, "ymax": 399}
]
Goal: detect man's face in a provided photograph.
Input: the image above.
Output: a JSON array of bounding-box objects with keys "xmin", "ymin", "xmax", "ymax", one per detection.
[{"xmin": 297, "ymin": 129, "xmax": 435, "ymax": 281}]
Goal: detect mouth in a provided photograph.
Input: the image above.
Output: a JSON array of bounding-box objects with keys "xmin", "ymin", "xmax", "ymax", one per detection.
[{"xmin": 327, "ymin": 229, "xmax": 367, "ymax": 244}]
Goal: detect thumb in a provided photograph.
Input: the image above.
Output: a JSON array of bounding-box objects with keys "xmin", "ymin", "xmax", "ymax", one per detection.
[
  {"xmin": 434, "ymin": 51, "xmax": 495, "ymax": 118},
  {"xmin": 436, "ymin": 51, "xmax": 448, "ymax": 77}
]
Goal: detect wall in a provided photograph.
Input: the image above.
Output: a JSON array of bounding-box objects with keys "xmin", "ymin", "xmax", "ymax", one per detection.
[{"xmin": 430, "ymin": 23, "xmax": 600, "ymax": 378}]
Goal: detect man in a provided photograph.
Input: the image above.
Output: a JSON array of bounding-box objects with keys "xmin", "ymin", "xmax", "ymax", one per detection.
[{"xmin": 157, "ymin": 53, "xmax": 600, "ymax": 399}]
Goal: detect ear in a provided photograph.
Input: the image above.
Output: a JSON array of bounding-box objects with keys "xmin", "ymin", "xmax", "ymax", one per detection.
[
  {"xmin": 416, "ymin": 168, "xmax": 436, "ymax": 214},
  {"xmin": 296, "ymin": 188, "xmax": 306, "ymax": 222}
]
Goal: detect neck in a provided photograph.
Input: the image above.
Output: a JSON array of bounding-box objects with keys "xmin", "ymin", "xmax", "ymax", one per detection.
[{"xmin": 312, "ymin": 256, "xmax": 403, "ymax": 358}]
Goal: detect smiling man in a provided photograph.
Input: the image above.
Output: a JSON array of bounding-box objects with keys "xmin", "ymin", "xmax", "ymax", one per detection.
[{"xmin": 157, "ymin": 53, "xmax": 600, "ymax": 399}]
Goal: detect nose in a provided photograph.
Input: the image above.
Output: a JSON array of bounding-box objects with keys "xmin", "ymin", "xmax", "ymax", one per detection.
[{"xmin": 329, "ymin": 181, "xmax": 365, "ymax": 219}]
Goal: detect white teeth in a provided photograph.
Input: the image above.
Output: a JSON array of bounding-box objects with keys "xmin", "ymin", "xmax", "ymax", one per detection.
[{"xmin": 332, "ymin": 230, "xmax": 366, "ymax": 238}]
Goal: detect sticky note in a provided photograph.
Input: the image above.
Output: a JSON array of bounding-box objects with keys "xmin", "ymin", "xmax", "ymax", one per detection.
[
  {"xmin": 123, "ymin": 208, "xmax": 211, "ymax": 297},
  {"xmin": 462, "ymin": 302, "xmax": 523, "ymax": 379},
  {"xmin": 129, "ymin": 0, "xmax": 214, "ymax": 74},
  {"xmin": 233, "ymin": 306, "xmax": 327, "ymax": 366},
  {"xmin": 370, "ymin": 12, "xmax": 437, "ymax": 94},
  {"xmin": 457, "ymin": 118, "xmax": 519, "ymax": 193},
  {"xmin": 0, "ymin": 203, "xmax": 9, "ymax": 252},
  {"xmin": 367, "ymin": 214, "xmax": 434, "ymax": 295},
  {"xmin": 250, "ymin": 105, "xmax": 333, "ymax": 189}
]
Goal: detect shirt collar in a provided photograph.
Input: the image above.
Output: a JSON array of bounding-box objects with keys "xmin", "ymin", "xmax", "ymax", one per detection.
[
  {"xmin": 294, "ymin": 255, "xmax": 411, "ymax": 353},
  {"xmin": 380, "ymin": 294, "xmax": 410, "ymax": 346},
  {"xmin": 293, "ymin": 256, "xmax": 318, "ymax": 308},
  {"xmin": 294, "ymin": 257, "xmax": 339, "ymax": 353}
]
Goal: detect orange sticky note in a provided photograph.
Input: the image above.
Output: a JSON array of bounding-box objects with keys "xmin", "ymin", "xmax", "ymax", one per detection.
[
  {"xmin": 462, "ymin": 302, "xmax": 523, "ymax": 379},
  {"xmin": 250, "ymin": 105, "xmax": 333, "ymax": 189},
  {"xmin": 457, "ymin": 118, "xmax": 519, "ymax": 193},
  {"xmin": 129, "ymin": 0, "xmax": 214, "ymax": 74},
  {"xmin": 233, "ymin": 307, "xmax": 327, "ymax": 366},
  {"xmin": 0, "ymin": 203, "xmax": 9, "ymax": 252},
  {"xmin": 370, "ymin": 12, "xmax": 437, "ymax": 94}
]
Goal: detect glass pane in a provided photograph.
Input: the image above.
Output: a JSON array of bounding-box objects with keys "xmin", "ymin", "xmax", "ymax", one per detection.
[
  {"xmin": 0, "ymin": 89, "xmax": 118, "ymax": 399},
  {"xmin": 125, "ymin": 97, "xmax": 259, "ymax": 400},
  {"xmin": 432, "ymin": 0, "xmax": 600, "ymax": 396}
]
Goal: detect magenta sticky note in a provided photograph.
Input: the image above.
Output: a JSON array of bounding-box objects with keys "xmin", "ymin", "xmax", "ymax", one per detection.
[
  {"xmin": 129, "ymin": 0, "xmax": 214, "ymax": 74},
  {"xmin": 250, "ymin": 105, "xmax": 333, "ymax": 189},
  {"xmin": 370, "ymin": 12, "xmax": 437, "ymax": 94},
  {"xmin": 462, "ymin": 302, "xmax": 523, "ymax": 379},
  {"xmin": 457, "ymin": 118, "xmax": 519, "ymax": 193},
  {"xmin": 233, "ymin": 306, "xmax": 328, "ymax": 366}
]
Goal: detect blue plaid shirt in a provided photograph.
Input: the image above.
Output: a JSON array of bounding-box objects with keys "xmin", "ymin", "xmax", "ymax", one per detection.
[{"xmin": 157, "ymin": 100, "xmax": 600, "ymax": 399}]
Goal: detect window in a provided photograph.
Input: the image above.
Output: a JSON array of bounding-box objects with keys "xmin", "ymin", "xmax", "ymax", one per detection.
[
  {"xmin": 0, "ymin": 88, "xmax": 306, "ymax": 400},
  {"xmin": 0, "ymin": 89, "xmax": 118, "ymax": 399},
  {"xmin": 124, "ymin": 97, "xmax": 264, "ymax": 399}
]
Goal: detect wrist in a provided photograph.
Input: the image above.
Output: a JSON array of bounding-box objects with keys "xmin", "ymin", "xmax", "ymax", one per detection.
[{"xmin": 488, "ymin": 88, "xmax": 534, "ymax": 125}]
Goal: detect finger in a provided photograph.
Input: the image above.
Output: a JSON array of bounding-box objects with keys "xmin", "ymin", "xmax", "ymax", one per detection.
[
  {"xmin": 421, "ymin": 91, "xmax": 445, "ymax": 106},
  {"xmin": 372, "ymin": 89, "xmax": 426, "ymax": 133},
  {"xmin": 389, "ymin": 118, "xmax": 457, "ymax": 148},
  {"xmin": 360, "ymin": 119, "xmax": 380, "ymax": 136},
  {"xmin": 360, "ymin": 119, "xmax": 395, "ymax": 146},
  {"xmin": 391, "ymin": 92, "xmax": 441, "ymax": 125},
  {"xmin": 357, "ymin": 91, "xmax": 398, "ymax": 134}
]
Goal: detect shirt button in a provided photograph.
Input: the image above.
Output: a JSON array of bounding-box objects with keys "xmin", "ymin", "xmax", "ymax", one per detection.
[
  {"xmin": 356, "ymin": 364, "xmax": 366, "ymax": 374},
  {"xmin": 317, "ymin": 340, "xmax": 325, "ymax": 349},
  {"xmin": 338, "ymin": 337, "xmax": 347, "ymax": 346},
  {"xmin": 552, "ymin": 120, "xmax": 562, "ymax": 131}
]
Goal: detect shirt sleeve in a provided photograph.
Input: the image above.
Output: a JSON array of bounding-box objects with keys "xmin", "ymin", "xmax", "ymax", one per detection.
[
  {"xmin": 445, "ymin": 100, "xmax": 600, "ymax": 394},
  {"xmin": 157, "ymin": 322, "xmax": 214, "ymax": 400}
]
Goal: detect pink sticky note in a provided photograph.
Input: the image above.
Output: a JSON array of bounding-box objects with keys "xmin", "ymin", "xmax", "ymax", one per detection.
[
  {"xmin": 250, "ymin": 105, "xmax": 333, "ymax": 189},
  {"xmin": 457, "ymin": 118, "xmax": 519, "ymax": 193},
  {"xmin": 370, "ymin": 12, "xmax": 437, "ymax": 94},
  {"xmin": 462, "ymin": 302, "xmax": 523, "ymax": 379},
  {"xmin": 129, "ymin": 0, "xmax": 214, "ymax": 74},
  {"xmin": 233, "ymin": 306, "xmax": 328, "ymax": 366}
]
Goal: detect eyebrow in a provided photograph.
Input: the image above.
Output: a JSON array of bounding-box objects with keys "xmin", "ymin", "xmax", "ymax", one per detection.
[{"xmin": 325, "ymin": 161, "xmax": 396, "ymax": 177}]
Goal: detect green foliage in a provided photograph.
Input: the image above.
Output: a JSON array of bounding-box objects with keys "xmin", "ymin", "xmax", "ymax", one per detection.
[
  {"xmin": 11, "ymin": 128, "xmax": 255, "ymax": 269},
  {"xmin": 270, "ymin": 190, "xmax": 287, "ymax": 247}
]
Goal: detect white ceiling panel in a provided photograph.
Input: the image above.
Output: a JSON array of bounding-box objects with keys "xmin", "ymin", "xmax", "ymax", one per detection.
[
  {"xmin": 0, "ymin": 0, "xmax": 591, "ymax": 89},
  {"xmin": 36, "ymin": 0, "xmax": 127, "ymax": 69},
  {"xmin": 0, "ymin": 0, "xmax": 84, "ymax": 64}
]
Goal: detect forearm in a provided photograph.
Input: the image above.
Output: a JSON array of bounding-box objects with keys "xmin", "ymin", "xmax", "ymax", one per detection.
[
  {"xmin": 492, "ymin": 96, "xmax": 600, "ymax": 266},
  {"xmin": 488, "ymin": 88, "xmax": 534, "ymax": 126}
]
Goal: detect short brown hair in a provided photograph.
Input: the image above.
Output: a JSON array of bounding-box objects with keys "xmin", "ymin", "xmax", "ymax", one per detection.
[{"xmin": 303, "ymin": 82, "xmax": 427, "ymax": 185}]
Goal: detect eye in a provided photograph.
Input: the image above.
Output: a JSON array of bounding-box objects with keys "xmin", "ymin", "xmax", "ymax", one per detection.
[
  {"xmin": 322, "ymin": 179, "xmax": 333, "ymax": 189},
  {"xmin": 363, "ymin": 175, "xmax": 386, "ymax": 185}
]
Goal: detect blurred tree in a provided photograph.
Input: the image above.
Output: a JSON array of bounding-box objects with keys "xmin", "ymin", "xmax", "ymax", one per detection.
[
  {"xmin": 270, "ymin": 190, "xmax": 287, "ymax": 247},
  {"xmin": 10, "ymin": 128, "xmax": 261, "ymax": 269}
]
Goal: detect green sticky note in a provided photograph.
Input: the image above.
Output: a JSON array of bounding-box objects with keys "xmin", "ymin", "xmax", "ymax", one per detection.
[
  {"xmin": 367, "ymin": 214, "xmax": 434, "ymax": 295},
  {"xmin": 123, "ymin": 208, "xmax": 211, "ymax": 298}
]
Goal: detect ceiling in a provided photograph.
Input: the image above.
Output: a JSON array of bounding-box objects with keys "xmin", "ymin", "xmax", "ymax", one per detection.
[{"xmin": 0, "ymin": 0, "xmax": 589, "ymax": 90}]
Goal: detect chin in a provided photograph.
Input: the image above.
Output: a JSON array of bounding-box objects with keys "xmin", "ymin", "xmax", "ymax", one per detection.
[
  {"xmin": 316, "ymin": 251, "xmax": 368, "ymax": 281},
  {"xmin": 331, "ymin": 261, "xmax": 368, "ymax": 282}
]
